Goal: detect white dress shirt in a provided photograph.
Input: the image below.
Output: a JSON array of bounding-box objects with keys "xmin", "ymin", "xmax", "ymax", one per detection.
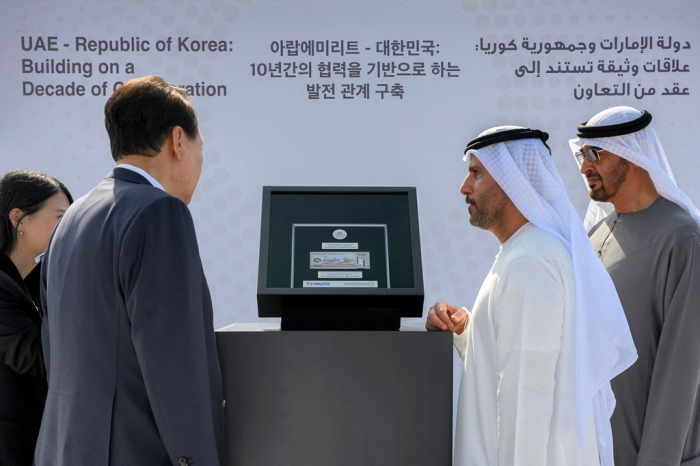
[{"xmin": 115, "ymin": 164, "xmax": 165, "ymax": 191}]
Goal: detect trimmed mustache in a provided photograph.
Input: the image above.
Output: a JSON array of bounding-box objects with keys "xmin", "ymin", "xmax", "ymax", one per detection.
[
  {"xmin": 586, "ymin": 172, "xmax": 601, "ymax": 180},
  {"xmin": 465, "ymin": 196, "xmax": 476, "ymax": 206}
]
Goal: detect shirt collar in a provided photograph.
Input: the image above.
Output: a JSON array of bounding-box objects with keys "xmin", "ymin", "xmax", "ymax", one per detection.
[{"xmin": 115, "ymin": 164, "xmax": 165, "ymax": 191}]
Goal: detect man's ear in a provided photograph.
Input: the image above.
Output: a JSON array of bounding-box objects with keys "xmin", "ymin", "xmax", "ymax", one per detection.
[
  {"xmin": 9, "ymin": 208, "xmax": 24, "ymax": 229},
  {"xmin": 170, "ymin": 126, "xmax": 185, "ymax": 161}
]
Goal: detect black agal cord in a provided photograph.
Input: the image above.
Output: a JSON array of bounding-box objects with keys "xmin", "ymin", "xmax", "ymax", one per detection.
[
  {"xmin": 464, "ymin": 128, "xmax": 551, "ymax": 155},
  {"xmin": 577, "ymin": 110, "xmax": 652, "ymax": 138}
]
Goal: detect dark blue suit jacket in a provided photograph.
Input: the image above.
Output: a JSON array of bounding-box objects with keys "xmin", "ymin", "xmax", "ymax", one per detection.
[{"xmin": 35, "ymin": 168, "xmax": 225, "ymax": 466}]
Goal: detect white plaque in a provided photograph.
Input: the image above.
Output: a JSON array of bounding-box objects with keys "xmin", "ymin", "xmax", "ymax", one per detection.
[
  {"xmin": 309, "ymin": 251, "xmax": 370, "ymax": 269},
  {"xmin": 318, "ymin": 271, "xmax": 363, "ymax": 278},
  {"xmin": 303, "ymin": 280, "xmax": 378, "ymax": 288},
  {"xmin": 322, "ymin": 242, "xmax": 358, "ymax": 250}
]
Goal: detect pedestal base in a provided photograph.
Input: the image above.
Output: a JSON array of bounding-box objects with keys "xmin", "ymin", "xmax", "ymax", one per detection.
[
  {"xmin": 216, "ymin": 325, "xmax": 453, "ymax": 466},
  {"xmin": 280, "ymin": 307, "xmax": 400, "ymax": 330}
]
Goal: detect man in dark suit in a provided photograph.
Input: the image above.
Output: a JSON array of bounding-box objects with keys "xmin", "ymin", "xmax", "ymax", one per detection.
[{"xmin": 35, "ymin": 76, "xmax": 225, "ymax": 466}]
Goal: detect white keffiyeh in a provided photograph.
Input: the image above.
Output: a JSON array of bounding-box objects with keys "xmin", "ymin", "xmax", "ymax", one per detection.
[
  {"xmin": 569, "ymin": 106, "xmax": 700, "ymax": 231},
  {"xmin": 464, "ymin": 127, "xmax": 637, "ymax": 466}
]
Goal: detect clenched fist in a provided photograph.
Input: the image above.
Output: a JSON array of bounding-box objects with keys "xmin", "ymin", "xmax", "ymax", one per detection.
[{"xmin": 425, "ymin": 301, "xmax": 468, "ymax": 335}]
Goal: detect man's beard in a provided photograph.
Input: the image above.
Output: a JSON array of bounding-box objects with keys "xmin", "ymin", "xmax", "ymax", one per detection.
[
  {"xmin": 466, "ymin": 183, "xmax": 510, "ymax": 230},
  {"xmin": 588, "ymin": 158, "xmax": 630, "ymax": 202}
]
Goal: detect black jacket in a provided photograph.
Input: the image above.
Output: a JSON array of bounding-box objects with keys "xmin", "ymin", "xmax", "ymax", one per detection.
[{"xmin": 0, "ymin": 254, "xmax": 47, "ymax": 466}]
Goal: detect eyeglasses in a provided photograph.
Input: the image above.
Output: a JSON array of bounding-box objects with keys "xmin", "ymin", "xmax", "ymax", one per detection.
[{"xmin": 575, "ymin": 147, "xmax": 607, "ymax": 164}]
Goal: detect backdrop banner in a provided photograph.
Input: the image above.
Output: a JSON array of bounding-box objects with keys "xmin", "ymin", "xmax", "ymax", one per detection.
[{"xmin": 1, "ymin": 0, "xmax": 697, "ymax": 434}]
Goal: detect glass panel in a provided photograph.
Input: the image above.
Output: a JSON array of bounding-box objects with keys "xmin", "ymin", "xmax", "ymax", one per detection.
[
  {"xmin": 291, "ymin": 224, "xmax": 389, "ymax": 288},
  {"xmin": 266, "ymin": 192, "xmax": 414, "ymax": 289}
]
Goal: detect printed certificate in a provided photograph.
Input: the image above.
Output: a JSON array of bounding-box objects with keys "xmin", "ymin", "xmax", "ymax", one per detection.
[
  {"xmin": 309, "ymin": 251, "xmax": 370, "ymax": 269},
  {"xmin": 290, "ymin": 224, "xmax": 389, "ymax": 288}
]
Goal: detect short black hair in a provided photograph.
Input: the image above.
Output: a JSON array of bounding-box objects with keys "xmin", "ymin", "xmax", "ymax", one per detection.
[
  {"xmin": 104, "ymin": 76, "xmax": 198, "ymax": 161},
  {"xmin": 0, "ymin": 169, "xmax": 73, "ymax": 256}
]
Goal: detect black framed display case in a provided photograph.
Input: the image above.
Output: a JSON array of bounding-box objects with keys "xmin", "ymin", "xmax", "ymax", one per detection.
[{"xmin": 257, "ymin": 186, "xmax": 424, "ymax": 330}]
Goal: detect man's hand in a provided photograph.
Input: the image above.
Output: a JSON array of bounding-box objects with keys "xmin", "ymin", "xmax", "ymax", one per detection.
[{"xmin": 425, "ymin": 302, "xmax": 468, "ymax": 335}]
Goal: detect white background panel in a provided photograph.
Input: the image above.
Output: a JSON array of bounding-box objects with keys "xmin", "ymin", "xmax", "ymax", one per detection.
[{"xmin": 1, "ymin": 0, "xmax": 697, "ymax": 435}]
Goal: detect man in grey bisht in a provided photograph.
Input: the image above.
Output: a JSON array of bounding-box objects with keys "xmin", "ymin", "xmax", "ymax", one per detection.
[
  {"xmin": 571, "ymin": 106, "xmax": 700, "ymax": 465},
  {"xmin": 35, "ymin": 76, "xmax": 224, "ymax": 466}
]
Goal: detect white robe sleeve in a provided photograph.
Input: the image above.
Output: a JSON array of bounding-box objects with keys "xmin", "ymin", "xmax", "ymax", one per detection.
[
  {"xmin": 453, "ymin": 312, "xmax": 470, "ymax": 361},
  {"xmin": 493, "ymin": 256, "xmax": 564, "ymax": 466}
]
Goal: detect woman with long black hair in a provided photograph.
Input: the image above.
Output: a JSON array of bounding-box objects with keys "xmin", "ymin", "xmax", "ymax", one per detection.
[{"xmin": 0, "ymin": 169, "xmax": 72, "ymax": 465}]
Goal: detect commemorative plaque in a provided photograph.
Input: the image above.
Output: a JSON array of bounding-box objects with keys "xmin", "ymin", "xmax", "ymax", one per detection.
[
  {"xmin": 257, "ymin": 187, "xmax": 424, "ymax": 329},
  {"xmin": 292, "ymin": 224, "xmax": 389, "ymax": 289}
]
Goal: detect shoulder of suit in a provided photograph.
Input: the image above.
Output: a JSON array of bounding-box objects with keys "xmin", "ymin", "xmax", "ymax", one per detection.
[
  {"xmin": 105, "ymin": 177, "xmax": 187, "ymax": 212},
  {"xmin": 118, "ymin": 194, "xmax": 195, "ymax": 252},
  {"xmin": 130, "ymin": 193, "xmax": 191, "ymax": 225}
]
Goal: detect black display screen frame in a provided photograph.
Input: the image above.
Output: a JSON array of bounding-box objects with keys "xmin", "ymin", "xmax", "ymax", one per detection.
[{"xmin": 257, "ymin": 186, "xmax": 424, "ymax": 318}]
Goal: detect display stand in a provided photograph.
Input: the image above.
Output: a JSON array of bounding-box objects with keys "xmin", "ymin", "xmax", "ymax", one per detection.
[
  {"xmin": 215, "ymin": 323, "xmax": 453, "ymax": 466},
  {"xmin": 280, "ymin": 307, "xmax": 401, "ymax": 330}
]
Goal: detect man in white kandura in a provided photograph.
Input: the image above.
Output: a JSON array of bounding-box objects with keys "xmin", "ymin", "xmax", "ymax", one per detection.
[{"xmin": 426, "ymin": 127, "xmax": 637, "ymax": 465}]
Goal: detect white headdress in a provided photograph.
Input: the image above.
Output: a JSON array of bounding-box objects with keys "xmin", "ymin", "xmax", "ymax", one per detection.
[
  {"xmin": 569, "ymin": 106, "xmax": 700, "ymax": 231},
  {"xmin": 464, "ymin": 127, "xmax": 637, "ymax": 466}
]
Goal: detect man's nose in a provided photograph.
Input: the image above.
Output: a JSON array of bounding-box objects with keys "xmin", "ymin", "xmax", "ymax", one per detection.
[
  {"xmin": 459, "ymin": 176, "xmax": 471, "ymax": 195},
  {"xmin": 580, "ymin": 159, "xmax": 595, "ymax": 175}
]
